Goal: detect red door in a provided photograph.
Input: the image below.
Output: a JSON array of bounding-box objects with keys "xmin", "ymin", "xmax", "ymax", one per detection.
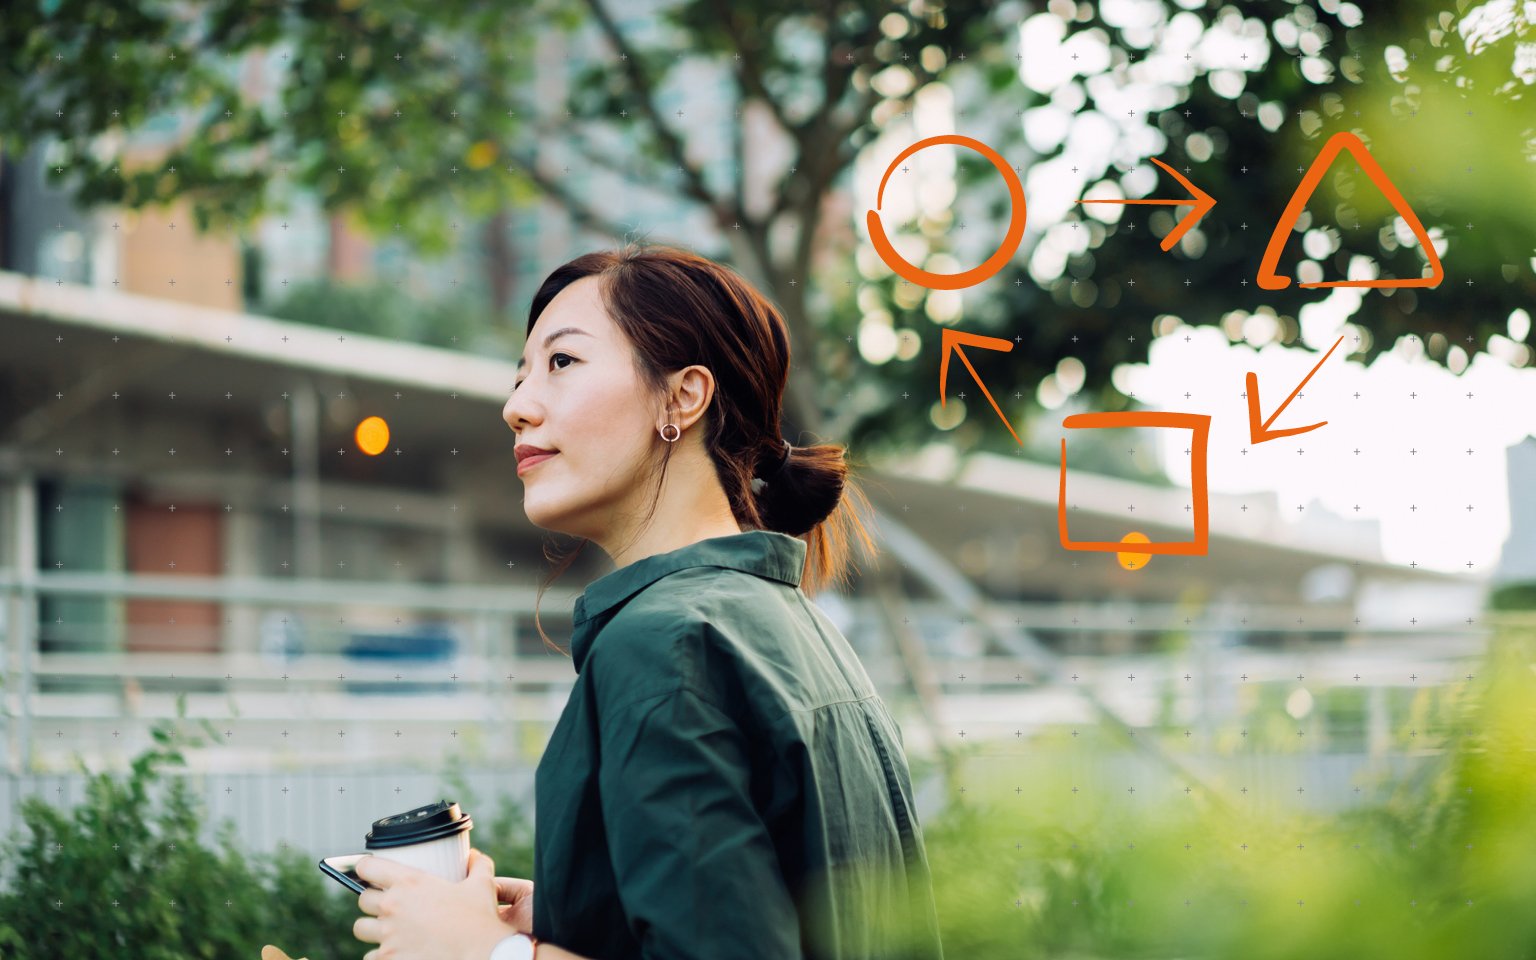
[{"xmin": 124, "ymin": 494, "xmax": 223, "ymax": 654}]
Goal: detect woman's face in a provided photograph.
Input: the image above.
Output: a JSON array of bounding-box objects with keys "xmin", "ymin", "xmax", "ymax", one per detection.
[{"xmin": 503, "ymin": 276, "xmax": 658, "ymax": 542}]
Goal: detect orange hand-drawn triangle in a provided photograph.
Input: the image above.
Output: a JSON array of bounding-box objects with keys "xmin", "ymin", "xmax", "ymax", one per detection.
[{"xmin": 1256, "ymin": 131, "xmax": 1444, "ymax": 290}]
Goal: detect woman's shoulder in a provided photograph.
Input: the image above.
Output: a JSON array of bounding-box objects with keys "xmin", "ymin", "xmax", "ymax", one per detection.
[
  {"xmin": 608, "ymin": 563, "xmax": 791, "ymax": 634},
  {"xmin": 586, "ymin": 569, "xmax": 786, "ymax": 706}
]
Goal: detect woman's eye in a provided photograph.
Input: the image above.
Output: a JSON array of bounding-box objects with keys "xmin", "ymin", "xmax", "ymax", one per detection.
[{"xmin": 511, "ymin": 353, "xmax": 576, "ymax": 392}]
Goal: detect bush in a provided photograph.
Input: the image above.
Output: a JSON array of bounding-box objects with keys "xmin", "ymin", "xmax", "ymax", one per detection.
[
  {"xmin": 260, "ymin": 279, "xmax": 513, "ymax": 357},
  {"xmin": 920, "ymin": 624, "xmax": 1536, "ymax": 960},
  {"xmin": 0, "ymin": 695, "xmax": 535, "ymax": 959},
  {"xmin": 5, "ymin": 622, "xmax": 1533, "ymax": 959}
]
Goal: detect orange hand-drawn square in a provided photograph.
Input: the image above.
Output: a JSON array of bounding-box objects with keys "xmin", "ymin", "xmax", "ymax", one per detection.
[{"xmin": 1057, "ymin": 411, "xmax": 1212, "ymax": 556}]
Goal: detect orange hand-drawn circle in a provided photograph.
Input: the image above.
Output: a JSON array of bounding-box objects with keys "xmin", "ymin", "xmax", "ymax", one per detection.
[{"xmin": 866, "ymin": 134, "xmax": 1027, "ymax": 291}]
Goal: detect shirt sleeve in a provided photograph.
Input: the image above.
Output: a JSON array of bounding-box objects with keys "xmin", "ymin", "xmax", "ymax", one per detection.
[{"xmin": 597, "ymin": 685, "xmax": 802, "ymax": 960}]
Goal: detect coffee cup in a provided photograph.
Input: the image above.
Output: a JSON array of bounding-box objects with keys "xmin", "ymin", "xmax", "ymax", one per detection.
[{"xmin": 362, "ymin": 799, "xmax": 474, "ymax": 882}]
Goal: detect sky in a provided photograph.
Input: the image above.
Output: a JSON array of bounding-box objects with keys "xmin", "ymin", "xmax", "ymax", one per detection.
[{"xmin": 1124, "ymin": 314, "xmax": 1536, "ymax": 573}]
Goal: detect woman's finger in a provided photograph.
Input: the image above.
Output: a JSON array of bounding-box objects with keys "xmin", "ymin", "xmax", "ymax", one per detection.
[{"xmin": 353, "ymin": 914, "xmax": 383, "ymax": 945}]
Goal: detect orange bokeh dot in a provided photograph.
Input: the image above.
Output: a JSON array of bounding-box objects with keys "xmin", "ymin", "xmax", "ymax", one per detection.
[
  {"xmin": 355, "ymin": 416, "xmax": 390, "ymax": 456},
  {"xmin": 1117, "ymin": 531, "xmax": 1152, "ymax": 571}
]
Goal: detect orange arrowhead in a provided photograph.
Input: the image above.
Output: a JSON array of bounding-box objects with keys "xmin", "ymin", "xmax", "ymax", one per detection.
[
  {"xmin": 1247, "ymin": 335, "xmax": 1345, "ymax": 445},
  {"xmin": 1076, "ymin": 156, "xmax": 1216, "ymax": 252},
  {"xmin": 939, "ymin": 328, "xmax": 1023, "ymax": 446}
]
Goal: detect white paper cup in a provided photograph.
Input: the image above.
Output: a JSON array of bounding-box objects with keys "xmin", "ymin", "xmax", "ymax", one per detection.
[
  {"xmin": 368, "ymin": 830, "xmax": 470, "ymax": 882},
  {"xmin": 363, "ymin": 799, "xmax": 474, "ymax": 882}
]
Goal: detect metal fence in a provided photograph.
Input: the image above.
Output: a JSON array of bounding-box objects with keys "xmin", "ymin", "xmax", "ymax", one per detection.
[
  {"xmin": 1, "ymin": 567, "xmax": 1495, "ymax": 774},
  {"xmin": 0, "ymin": 764, "xmax": 536, "ymax": 897},
  {"xmin": 0, "ymin": 563, "xmax": 1505, "ymax": 902},
  {"xmin": 0, "ymin": 746, "xmax": 1438, "ymax": 896}
]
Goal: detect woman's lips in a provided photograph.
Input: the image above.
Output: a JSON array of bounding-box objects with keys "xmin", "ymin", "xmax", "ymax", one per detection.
[{"xmin": 517, "ymin": 452, "xmax": 557, "ymax": 475}]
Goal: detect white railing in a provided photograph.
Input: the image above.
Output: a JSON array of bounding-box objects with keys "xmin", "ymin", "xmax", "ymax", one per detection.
[
  {"xmin": 0, "ymin": 747, "xmax": 1435, "ymax": 895},
  {"xmin": 0, "ymin": 568, "xmax": 1499, "ymax": 777}
]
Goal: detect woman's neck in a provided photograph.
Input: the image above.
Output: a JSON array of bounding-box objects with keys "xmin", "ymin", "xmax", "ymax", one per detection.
[{"xmin": 600, "ymin": 456, "xmax": 743, "ymax": 570}]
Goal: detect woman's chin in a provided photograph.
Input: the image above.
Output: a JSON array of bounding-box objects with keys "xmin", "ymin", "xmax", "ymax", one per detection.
[{"xmin": 522, "ymin": 498, "xmax": 570, "ymax": 532}]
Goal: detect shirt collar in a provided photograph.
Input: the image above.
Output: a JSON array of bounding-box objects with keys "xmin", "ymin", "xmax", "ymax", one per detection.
[{"xmin": 569, "ymin": 530, "xmax": 807, "ymax": 674}]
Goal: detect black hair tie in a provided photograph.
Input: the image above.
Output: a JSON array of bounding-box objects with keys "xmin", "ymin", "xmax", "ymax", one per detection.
[{"xmin": 759, "ymin": 438, "xmax": 792, "ymax": 482}]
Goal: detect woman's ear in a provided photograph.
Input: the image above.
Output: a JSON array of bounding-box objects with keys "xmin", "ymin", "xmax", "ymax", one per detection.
[{"xmin": 668, "ymin": 365, "xmax": 717, "ymax": 433}]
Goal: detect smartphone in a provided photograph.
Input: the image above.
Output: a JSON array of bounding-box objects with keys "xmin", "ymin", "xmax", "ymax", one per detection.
[{"xmin": 319, "ymin": 854, "xmax": 379, "ymax": 895}]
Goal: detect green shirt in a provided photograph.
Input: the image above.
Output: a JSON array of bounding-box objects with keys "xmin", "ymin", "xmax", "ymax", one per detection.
[{"xmin": 531, "ymin": 530, "xmax": 945, "ymax": 960}]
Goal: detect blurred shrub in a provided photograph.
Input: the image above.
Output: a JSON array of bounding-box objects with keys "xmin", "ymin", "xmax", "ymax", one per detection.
[
  {"xmin": 0, "ymin": 695, "xmax": 535, "ymax": 959},
  {"xmin": 921, "ymin": 623, "xmax": 1536, "ymax": 959},
  {"xmin": 4, "ymin": 621, "xmax": 1532, "ymax": 958},
  {"xmin": 437, "ymin": 765, "xmax": 536, "ymax": 883},
  {"xmin": 1488, "ymin": 581, "xmax": 1536, "ymax": 612},
  {"xmin": 262, "ymin": 279, "xmax": 513, "ymax": 358}
]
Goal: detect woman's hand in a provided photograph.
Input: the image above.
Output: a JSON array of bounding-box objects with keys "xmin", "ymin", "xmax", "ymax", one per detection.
[
  {"xmin": 352, "ymin": 847, "xmax": 520, "ymax": 960},
  {"xmin": 492, "ymin": 874, "xmax": 536, "ymax": 936}
]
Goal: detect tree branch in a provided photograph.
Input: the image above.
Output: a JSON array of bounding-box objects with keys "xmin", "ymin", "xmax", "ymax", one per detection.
[
  {"xmin": 709, "ymin": 0, "xmax": 799, "ymax": 139},
  {"xmin": 503, "ymin": 151, "xmax": 647, "ymax": 244},
  {"xmin": 730, "ymin": 78, "xmax": 747, "ymax": 225},
  {"xmin": 578, "ymin": 0, "xmax": 736, "ymax": 230},
  {"xmin": 799, "ymin": 0, "xmax": 862, "ymax": 142},
  {"xmin": 511, "ymin": 102, "xmax": 664, "ymax": 197},
  {"xmin": 769, "ymin": 75, "xmax": 879, "ymax": 226}
]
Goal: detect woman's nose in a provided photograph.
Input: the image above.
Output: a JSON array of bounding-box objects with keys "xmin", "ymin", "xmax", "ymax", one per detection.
[
  {"xmin": 504, "ymin": 384, "xmax": 539, "ymax": 431},
  {"xmin": 504, "ymin": 402, "xmax": 528, "ymax": 432}
]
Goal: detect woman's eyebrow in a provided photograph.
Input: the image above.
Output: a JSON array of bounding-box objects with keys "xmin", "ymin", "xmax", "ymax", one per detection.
[{"xmin": 516, "ymin": 327, "xmax": 593, "ymax": 371}]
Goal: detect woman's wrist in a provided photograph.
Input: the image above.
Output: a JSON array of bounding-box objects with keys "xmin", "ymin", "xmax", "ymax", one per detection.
[{"xmin": 478, "ymin": 924, "xmax": 535, "ymax": 960}]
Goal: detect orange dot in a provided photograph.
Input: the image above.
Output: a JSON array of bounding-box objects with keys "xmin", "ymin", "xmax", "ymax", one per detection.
[
  {"xmin": 355, "ymin": 416, "xmax": 390, "ymax": 456},
  {"xmin": 1117, "ymin": 531, "xmax": 1152, "ymax": 571}
]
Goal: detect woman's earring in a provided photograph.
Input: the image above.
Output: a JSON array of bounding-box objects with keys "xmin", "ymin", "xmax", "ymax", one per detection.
[{"xmin": 659, "ymin": 423, "xmax": 680, "ymax": 442}]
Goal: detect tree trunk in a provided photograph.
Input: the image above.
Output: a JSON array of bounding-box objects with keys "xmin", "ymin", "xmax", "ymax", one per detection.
[
  {"xmin": 725, "ymin": 217, "xmax": 826, "ymax": 441},
  {"xmin": 484, "ymin": 208, "xmax": 514, "ymax": 319}
]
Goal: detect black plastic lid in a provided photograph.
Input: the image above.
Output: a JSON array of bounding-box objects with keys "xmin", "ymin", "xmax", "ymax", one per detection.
[{"xmin": 364, "ymin": 799, "xmax": 473, "ymax": 849}]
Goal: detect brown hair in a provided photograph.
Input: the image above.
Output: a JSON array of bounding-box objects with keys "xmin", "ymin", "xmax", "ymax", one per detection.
[{"xmin": 523, "ymin": 241, "xmax": 878, "ymax": 657}]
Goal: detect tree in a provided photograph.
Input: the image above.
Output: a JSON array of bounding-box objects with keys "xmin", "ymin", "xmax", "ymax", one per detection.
[
  {"xmin": 502, "ymin": 0, "xmax": 1007, "ymax": 445},
  {"xmin": 3, "ymin": 0, "xmax": 1528, "ymax": 459},
  {"xmin": 842, "ymin": 0, "xmax": 1536, "ymax": 464},
  {"xmin": 0, "ymin": 0, "xmax": 1001, "ymax": 446},
  {"xmin": 0, "ymin": 0, "xmax": 556, "ymax": 360}
]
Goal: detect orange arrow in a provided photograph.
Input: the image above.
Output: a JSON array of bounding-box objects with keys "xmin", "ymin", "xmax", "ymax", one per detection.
[
  {"xmin": 1246, "ymin": 334, "xmax": 1345, "ymax": 445},
  {"xmin": 1076, "ymin": 157, "xmax": 1216, "ymax": 252},
  {"xmin": 939, "ymin": 328, "xmax": 1023, "ymax": 446}
]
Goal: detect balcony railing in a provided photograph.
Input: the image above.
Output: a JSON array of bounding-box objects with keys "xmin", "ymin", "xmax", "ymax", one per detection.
[{"xmin": 0, "ymin": 568, "xmax": 1496, "ymax": 779}]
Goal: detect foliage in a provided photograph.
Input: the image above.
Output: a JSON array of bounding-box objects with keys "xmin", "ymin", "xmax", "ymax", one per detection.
[
  {"xmin": 0, "ymin": 0, "xmax": 1014, "ymax": 442},
  {"xmin": 920, "ymin": 622, "xmax": 1536, "ymax": 959},
  {"xmin": 848, "ymin": 0, "xmax": 1536, "ymax": 467},
  {"xmin": 0, "ymin": 694, "xmax": 536, "ymax": 959},
  {"xmin": 0, "ymin": 0, "xmax": 561, "ymax": 252},
  {"xmin": 261, "ymin": 278, "xmax": 515, "ymax": 357},
  {"xmin": 2, "ymin": 619, "xmax": 1533, "ymax": 957},
  {"xmin": 1488, "ymin": 580, "xmax": 1536, "ymax": 611},
  {"xmin": 2, "ymin": 0, "xmax": 1531, "ymax": 456}
]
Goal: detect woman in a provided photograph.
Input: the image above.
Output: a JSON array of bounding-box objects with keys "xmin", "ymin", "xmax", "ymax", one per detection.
[{"xmin": 351, "ymin": 243, "xmax": 945, "ymax": 960}]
